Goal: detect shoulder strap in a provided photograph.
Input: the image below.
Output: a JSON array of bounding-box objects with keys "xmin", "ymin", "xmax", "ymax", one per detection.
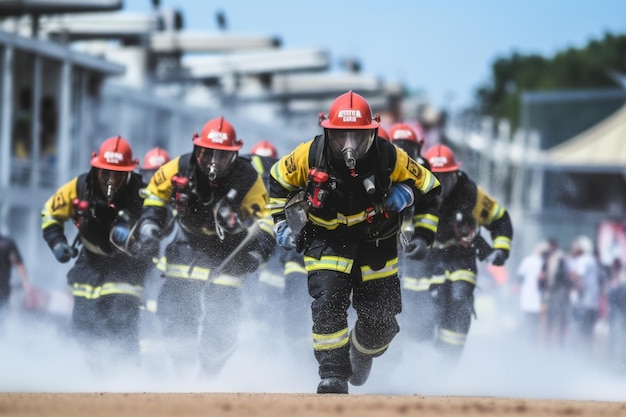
[
  {"xmin": 308, "ymin": 135, "xmax": 325, "ymax": 169},
  {"xmin": 376, "ymin": 139, "xmax": 393, "ymax": 188},
  {"xmin": 76, "ymin": 172, "xmax": 89, "ymax": 200}
]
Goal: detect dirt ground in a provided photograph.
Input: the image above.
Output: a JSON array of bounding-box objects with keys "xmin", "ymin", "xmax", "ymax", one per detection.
[{"xmin": 1, "ymin": 393, "xmax": 626, "ymax": 417}]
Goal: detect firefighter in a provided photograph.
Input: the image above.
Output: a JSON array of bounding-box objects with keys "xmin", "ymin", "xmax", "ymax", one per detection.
[
  {"xmin": 388, "ymin": 122, "xmax": 428, "ymax": 168},
  {"xmin": 137, "ymin": 146, "xmax": 172, "ymax": 369},
  {"xmin": 0, "ymin": 233, "xmax": 32, "ymax": 323},
  {"xmin": 41, "ymin": 136, "xmax": 149, "ymax": 370},
  {"xmin": 401, "ymin": 144, "xmax": 513, "ymax": 361},
  {"xmin": 140, "ymin": 147, "xmax": 171, "ymax": 186},
  {"xmin": 269, "ymin": 90, "xmax": 441, "ymax": 394},
  {"xmin": 377, "ymin": 126, "xmax": 390, "ymax": 141},
  {"xmin": 388, "ymin": 123, "xmax": 431, "ymax": 265},
  {"xmin": 389, "ymin": 123, "xmax": 437, "ymax": 340},
  {"xmin": 131, "ymin": 116, "xmax": 275, "ymax": 379},
  {"xmin": 247, "ymin": 140, "xmax": 310, "ymax": 347}
]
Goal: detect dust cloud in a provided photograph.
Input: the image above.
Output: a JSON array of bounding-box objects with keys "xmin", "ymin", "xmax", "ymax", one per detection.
[{"xmin": 1, "ymin": 265, "xmax": 626, "ymax": 401}]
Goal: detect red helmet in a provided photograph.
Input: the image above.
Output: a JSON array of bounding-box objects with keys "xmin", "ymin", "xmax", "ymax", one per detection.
[
  {"xmin": 90, "ymin": 136, "xmax": 138, "ymax": 172},
  {"xmin": 142, "ymin": 147, "xmax": 171, "ymax": 170},
  {"xmin": 424, "ymin": 144, "xmax": 461, "ymax": 172},
  {"xmin": 378, "ymin": 126, "xmax": 390, "ymax": 141},
  {"xmin": 319, "ymin": 90, "xmax": 380, "ymax": 130},
  {"xmin": 389, "ymin": 123, "xmax": 424, "ymax": 145},
  {"xmin": 251, "ymin": 140, "xmax": 278, "ymax": 158},
  {"xmin": 193, "ymin": 116, "xmax": 243, "ymax": 151}
]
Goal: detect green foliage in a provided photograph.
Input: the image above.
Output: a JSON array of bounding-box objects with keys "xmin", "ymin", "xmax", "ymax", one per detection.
[{"xmin": 473, "ymin": 32, "xmax": 626, "ymax": 132}]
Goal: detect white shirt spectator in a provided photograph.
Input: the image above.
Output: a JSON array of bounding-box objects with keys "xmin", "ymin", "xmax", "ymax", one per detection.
[
  {"xmin": 567, "ymin": 236, "xmax": 600, "ymax": 310},
  {"xmin": 517, "ymin": 243, "xmax": 547, "ymax": 313}
]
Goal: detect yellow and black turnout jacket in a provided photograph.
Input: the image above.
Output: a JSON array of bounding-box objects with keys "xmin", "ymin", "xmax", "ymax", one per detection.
[
  {"xmin": 41, "ymin": 169, "xmax": 145, "ymax": 256},
  {"xmin": 269, "ymin": 135, "xmax": 440, "ymax": 245}
]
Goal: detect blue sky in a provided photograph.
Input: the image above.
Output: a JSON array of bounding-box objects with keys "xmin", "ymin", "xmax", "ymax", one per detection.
[{"xmin": 125, "ymin": 0, "xmax": 626, "ymax": 111}]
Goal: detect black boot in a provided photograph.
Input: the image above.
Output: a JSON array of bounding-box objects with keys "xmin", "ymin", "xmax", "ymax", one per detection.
[
  {"xmin": 317, "ymin": 377, "xmax": 349, "ymax": 394},
  {"xmin": 348, "ymin": 343, "xmax": 372, "ymax": 386}
]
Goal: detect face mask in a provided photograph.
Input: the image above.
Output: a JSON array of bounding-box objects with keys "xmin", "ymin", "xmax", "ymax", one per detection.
[
  {"xmin": 97, "ymin": 169, "xmax": 129, "ymax": 202},
  {"xmin": 327, "ymin": 129, "xmax": 375, "ymax": 169},
  {"xmin": 195, "ymin": 147, "xmax": 237, "ymax": 181}
]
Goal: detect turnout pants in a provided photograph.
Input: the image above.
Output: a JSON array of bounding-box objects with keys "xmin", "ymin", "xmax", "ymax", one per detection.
[
  {"xmin": 156, "ymin": 231, "xmax": 247, "ymax": 378},
  {"xmin": 305, "ymin": 235, "xmax": 402, "ymax": 380},
  {"xmin": 67, "ymin": 250, "xmax": 148, "ymax": 370},
  {"xmin": 402, "ymin": 245, "xmax": 476, "ymax": 360}
]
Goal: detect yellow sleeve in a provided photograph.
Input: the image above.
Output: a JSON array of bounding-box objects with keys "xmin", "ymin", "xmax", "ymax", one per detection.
[
  {"xmin": 391, "ymin": 148, "xmax": 440, "ymax": 194},
  {"xmin": 268, "ymin": 141, "xmax": 312, "ymax": 217},
  {"xmin": 473, "ymin": 187, "xmax": 506, "ymax": 226},
  {"xmin": 270, "ymin": 141, "xmax": 312, "ymax": 192},
  {"xmin": 241, "ymin": 174, "xmax": 274, "ymax": 236},
  {"xmin": 241, "ymin": 174, "xmax": 269, "ymax": 218},
  {"xmin": 143, "ymin": 156, "xmax": 180, "ymax": 208},
  {"xmin": 41, "ymin": 177, "xmax": 79, "ymax": 230}
]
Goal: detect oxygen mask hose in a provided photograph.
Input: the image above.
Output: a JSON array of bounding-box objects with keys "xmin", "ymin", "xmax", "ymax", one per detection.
[
  {"xmin": 342, "ymin": 148, "xmax": 357, "ymax": 170},
  {"xmin": 362, "ymin": 175, "xmax": 376, "ymax": 195},
  {"xmin": 208, "ymin": 164, "xmax": 218, "ymax": 181},
  {"xmin": 106, "ymin": 183, "xmax": 115, "ymax": 202}
]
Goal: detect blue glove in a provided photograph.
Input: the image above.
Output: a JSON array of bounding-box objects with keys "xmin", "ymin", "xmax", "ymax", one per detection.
[
  {"xmin": 405, "ymin": 237, "xmax": 429, "ymax": 260},
  {"xmin": 52, "ymin": 242, "xmax": 75, "ymax": 263},
  {"xmin": 384, "ymin": 184, "xmax": 414, "ymax": 213},
  {"xmin": 133, "ymin": 221, "xmax": 160, "ymax": 258},
  {"xmin": 485, "ymin": 249, "xmax": 509, "ymax": 266},
  {"xmin": 110, "ymin": 224, "xmax": 130, "ymax": 246},
  {"xmin": 273, "ymin": 220, "xmax": 296, "ymax": 250}
]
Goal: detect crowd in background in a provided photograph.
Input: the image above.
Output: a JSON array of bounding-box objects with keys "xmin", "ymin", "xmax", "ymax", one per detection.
[{"xmin": 515, "ymin": 234, "xmax": 626, "ymax": 370}]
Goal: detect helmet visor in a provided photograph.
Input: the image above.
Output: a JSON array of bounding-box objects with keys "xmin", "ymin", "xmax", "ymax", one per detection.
[
  {"xmin": 98, "ymin": 169, "xmax": 129, "ymax": 201},
  {"xmin": 195, "ymin": 147, "xmax": 237, "ymax": 178},
  {"xmin": 327, "ymin": 129, "xmax": 375, "ymax": 159}
]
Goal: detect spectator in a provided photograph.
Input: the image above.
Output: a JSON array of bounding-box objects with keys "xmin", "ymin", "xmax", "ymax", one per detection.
[
  {"xmin": 606, "ymin": 258, "xmax": 626, "ymax": 368},
  {"xmin": 12, "ymin": 88, "xmax": 32, "ymax": 160},
  {"xmin": 539, "ymin": 238, "xmax": 570, "ymax": 350},
  {"xmin": 516, "ymin": 241, "xmax": 548, "ymax": 345},
  {"xmin": 0, "ymin": 234, "xmax": 32, "ymax": 323},
  {"xmin": 40, "ymin": 96, "xmax": 58, "ymax": 159},
  {"xmin": 567, "ymin": 235, "xmax": 601, "ymax": 356}
]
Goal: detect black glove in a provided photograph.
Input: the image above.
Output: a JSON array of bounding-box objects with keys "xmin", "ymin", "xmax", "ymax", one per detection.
[
  {"xmin": 405, "ymin": 237, "xmax": 429, "ymax": 260},
  {"xmin": 133, "ymin": 221, "xmax": 160, "ymax": 259},
  {"xmin": 485, "ymin": 249, "xmax": 509, "ymax": 266},
  {"xmin": 52, "ymin": 242, "xmax": 75, "ymax": 263},
  {"xmin": 216, "ymin": 205, "xmax": 243, "ymax": 235}
]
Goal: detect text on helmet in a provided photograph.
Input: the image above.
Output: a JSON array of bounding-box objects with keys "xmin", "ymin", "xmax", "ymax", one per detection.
[
  {"xmin": 208, "ymin": 131, "xmax": 229, "ymax": 143},
  {"xmin": 337, "ymin": 109, "xmax": 362, "ymax": 122},
  {"xmin": 104, "ymin": 151, "xmax": 125, "ymax": 164},
  {"xmin": 430, "ymin": 156, "xmax": 448, "ymax": 167},
  {"xmin": 393, "ymin": 129, "xmax": 413, "ymax": 139},
  {"xmin": 149, "ymin": 155, "xmax": 166, "ymax": 166}
]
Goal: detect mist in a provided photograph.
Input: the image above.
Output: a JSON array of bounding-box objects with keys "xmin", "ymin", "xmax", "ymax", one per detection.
[{"xmin": 2, "ymin": 262, "xmax": 626, "ymax": 402}]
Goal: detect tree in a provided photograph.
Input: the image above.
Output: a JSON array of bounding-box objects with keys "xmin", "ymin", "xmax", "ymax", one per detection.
[{"xmin": 473, "ymin": 32, "xmax": 626, "ymax": 133}]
